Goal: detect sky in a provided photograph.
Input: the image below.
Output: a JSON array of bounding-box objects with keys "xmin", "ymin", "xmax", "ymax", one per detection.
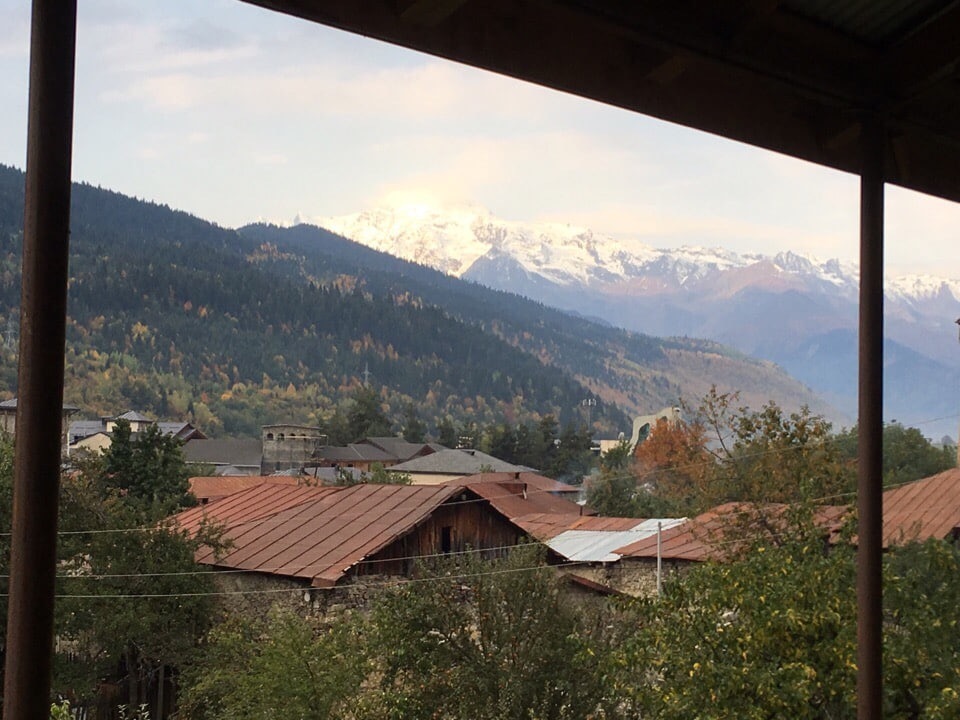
[{"xmin": 1, "ymin": 0, "xmax": 959, "ymax": 278}]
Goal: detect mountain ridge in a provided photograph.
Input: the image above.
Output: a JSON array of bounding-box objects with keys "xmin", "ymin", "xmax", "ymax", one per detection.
[
  {"xmin": 0, "ymin": 164, "xmax": 834, "ymax": 441},
  {"xmin": 304, "ymin": 203, "xmax": 960, "ymax": 439}
]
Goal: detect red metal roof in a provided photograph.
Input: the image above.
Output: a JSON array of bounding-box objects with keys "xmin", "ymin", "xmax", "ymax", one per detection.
[
  {"xmin": 463, "ymin": 481, "xmax": 585, "ymax": 520},
  {"xmin": 513, "ymin": 513, "xmax": 648, "ymax": 541},
  {"xmin": 442, "ymin": 471, "xmax": 581, "ymax": 495},
  {"xmin": 882, "ymin": 468, "xmax": 960, "ymax": 546},
  {"xmin": 188, "ymin": 475, "xmax": 305, "ymax": 502},
  {"xmin": 174, "ymin": 483, "xmax": 337, "ymax": 535},
  {"xmin": 185, "ymin": 483, "xmax": 462, "ymax": 588},
  {"xmin": 617, "ymin": 502, "xmax": 849, "ymax": 562}
]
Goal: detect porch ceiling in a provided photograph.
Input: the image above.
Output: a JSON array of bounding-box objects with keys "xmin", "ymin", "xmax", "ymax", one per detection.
[{"xmin": 240, "ymin": 0, "xmax": 960, "ymax": 205}]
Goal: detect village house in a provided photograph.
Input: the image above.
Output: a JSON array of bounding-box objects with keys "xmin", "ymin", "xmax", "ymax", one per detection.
[
  {"xmin": 308, "ymin": 436, "xmax": 444, "ymax": 474},
  {"xmin": 388, "ymin": 447, "xmax": 532, "ymax": 484},
  {"xmin": 173, "ymin": 480, "xmax": 566, "ymax": 616},
  {"xmin": 67, "ymin": 410, "xmax": 205, "ymax": 454},
  {"xmin": 0, "ymin": 397, "xmax": 80, "ymax": 448}
]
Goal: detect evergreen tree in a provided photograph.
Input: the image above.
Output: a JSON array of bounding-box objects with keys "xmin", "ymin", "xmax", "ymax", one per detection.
[{"xmin": 401, "ymin": 402, "xmax": 427, "ymax": 443}]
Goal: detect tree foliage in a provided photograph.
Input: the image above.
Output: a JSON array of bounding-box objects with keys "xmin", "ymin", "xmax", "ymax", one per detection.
[
  {"xmin": 97, "ymin": 418, "xmax": 196, "ymax": 516},
  {"xmin": 0, "ymin": 433, "xmax": 220, "ymax": 713},
  {"xmin": 613, "ymin": 532, "xmax": 960, "ymax": 719},
  {"xmin": 179, "ymin": 611, "xmax": 368, "ymax": 720},
  {"xmin": 835, "ymin": 422, "xmax": 956, "ymax": 488}
]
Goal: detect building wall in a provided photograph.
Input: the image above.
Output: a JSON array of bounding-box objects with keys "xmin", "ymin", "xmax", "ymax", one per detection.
[
  {"xmin": 558, "ymin": 557, "xmax": 693, "ymax": 597},
  {"xmin": 261, "ymin": 424, "xmax": 323, "ymax": 473},
  {"xmin": 357, "ymin": 499, "xmax": 525, "ymax": 578}
]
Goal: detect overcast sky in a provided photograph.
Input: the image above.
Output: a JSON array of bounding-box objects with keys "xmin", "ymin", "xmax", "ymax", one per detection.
[{"xmin": 1, "ymin": 0, "xmax": 958, "ymax": 278}]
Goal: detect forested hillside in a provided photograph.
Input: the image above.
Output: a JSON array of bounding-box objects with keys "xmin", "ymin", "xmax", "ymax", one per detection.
[{"xmin": 0, "ymin": 165, "xmax": 829, "ymax": 437}]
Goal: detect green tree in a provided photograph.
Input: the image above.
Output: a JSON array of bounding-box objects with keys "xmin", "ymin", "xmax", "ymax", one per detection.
[
  {"xmin": 436, "ymin": 416, "xmax": 457, "ymax": 448},
  {"xmin": 614, "ymin": 528, "xmax": 960, "ymax": 719},
  {"xmin": 332, "ymin": 462, "xmax": 412, "ymax": 486},
  {"xmin": 347, "ymin": 386, "xmax": 392, "ymax": 441},
  {"xmin": 98, "ymin": 419, "xmax": 195, "ymax": 516},
  {"xmin": 546, "ymin": 423, "xmax": 595, "ymax": 482},
  {"xmin": 0, "ymin": 436, "xmax": 221, "ymax": 713},
  {"xmin": 400, "ymin": 402, "xmax": 427, "ymax": 443},
  {"xmin": 835, "ymin": 422, "xmax": 956, "ymax": 488},
  {"xmin": 365, "ymin": 547, "xmax": 614, "ymax": 720},
  {"xmin": 687, "ymin": 388, "xmax": 853, "ymax": 510},
  {"xmin": 179, "ymin": 610, "xmax": 368, "ymax": 720}
]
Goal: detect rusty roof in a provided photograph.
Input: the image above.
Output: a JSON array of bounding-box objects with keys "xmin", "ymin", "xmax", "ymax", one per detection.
[
  {"xmin": 186, "ymin": 483, "xmax": 463, "ymax": 587},
  {"xmin": 882, "ymin": 468, "xmax": 960, "ymax": 546},
  {"xmin": 617, "ymin": 502, "xmax": 849, "ymax": 562},
  {"xmin": 464, "ymin": 481, "xmax": 586, "ymax": 521},
  {"xmin": 439, "ymin": 471, "xmax": 580, "ymax": 495},
  {"xmin": 513, "ymin": 513, "xmax": 653, "ymax": 541},
  {"xmin": 174, "ymin": 483, "xmax": 337, "ymax": 536},
  {"xmin": 188, "ymin": 475, "xmax": 307, "ymax": 502}
]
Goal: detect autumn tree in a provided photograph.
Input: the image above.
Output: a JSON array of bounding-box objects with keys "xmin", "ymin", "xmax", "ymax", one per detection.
[{"xmin": 633, "ymin": 416, "xmax": 715, "ymax": 514}]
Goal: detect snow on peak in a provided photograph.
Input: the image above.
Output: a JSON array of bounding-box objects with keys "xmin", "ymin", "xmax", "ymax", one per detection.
[
  {"xmin": 300, "ymin": 202, "xmax": 958, "ymax": 302},
  {"xmin": 887, "ymin": 274, "xmax": 960, "ymax": 303}
]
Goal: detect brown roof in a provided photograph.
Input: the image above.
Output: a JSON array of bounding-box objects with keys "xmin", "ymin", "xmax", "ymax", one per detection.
[
  {"xmin": 175, "ymin": 483, "xmax": 337, "ymax": 535},
  {"xmin": 617, "ymin": 502, "xmax": 849, "ymax": 562},
  {"xmin": 513, "ymin": 513, "xmax": 648, "ymax": 541},
  {"xmin": 445, "ymin": 471, "xmax": 580, "ymax": 495},
  {"xmin": 182, "ymin": 483, "xmax": 462, "ymax": 588},
  {"xmin": 882, "ymin": 468, "xmax": 960, "ymax": 546},
  {"xmin": 188, "ymin": 475, "xmax": 306, "ymax": 502},
  {"xmin": 464, "ymin": 481, "xmax": 586, "ymax": 521}
]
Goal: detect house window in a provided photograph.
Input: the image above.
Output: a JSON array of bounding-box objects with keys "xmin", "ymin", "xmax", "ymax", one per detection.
[
  {"xmin": 266, "ymin": 433, "xmax": 274, "ymax": 440},
  {"xmin": 441, "ymin": 526, "xmax": 453, "ymax": 554}
]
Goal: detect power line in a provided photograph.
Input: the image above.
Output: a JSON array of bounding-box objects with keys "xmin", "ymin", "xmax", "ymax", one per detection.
[{"xmin": 20, "ymin": 560, "xmax": 589, "ymax": 600}]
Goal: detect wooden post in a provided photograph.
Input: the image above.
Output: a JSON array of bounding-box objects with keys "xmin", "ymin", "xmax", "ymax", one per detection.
[
  {"xmin": 2, "ymin": 2, "xmax": 77, "ymax": 719},
  {"xmin": 857, "ymin": 114, "xmax": 884, "ymax": 720}
]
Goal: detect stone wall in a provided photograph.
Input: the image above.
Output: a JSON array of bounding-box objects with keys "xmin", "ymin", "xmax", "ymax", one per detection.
[{"xmin": 558, "ymin": 557, "xmax": 694, "ymax": 598}]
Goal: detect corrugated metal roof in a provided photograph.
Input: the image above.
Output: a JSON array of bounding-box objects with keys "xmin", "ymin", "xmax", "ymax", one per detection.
[
  {"xmin": 465, "ymin": 481, "xmax": 585, "ymax": 520},
  {"xmin": 439, "ymin": 471, "xmax": 580, "ymax": 495},
  {"xmin": 514, "ymin": 513, "xmax": 654, "ymax": 540},
  {"xmin": 182, "ymin": 438, "xmax": 263, "ymax": 467},
  {"xmin": 617, "ymin": 503, "xmax": 849, "ymax": 562},
  {"xmin": 174, "ymin": 483, "xmax": 335, "ymax": 535},
  {"xmin": 181, "ymin": 483, "xmax": 462, "ymax": 587},
  {"xmin": 548, "ymin": 519, "xmax": 686, "ymax": 563},
  {"xmin": 360, "ymin": 437, "xmax": 437, "ymax": 462},
  {"xmin": 316, "ymin": 444, "xmax": 394, "ymax": 463},
  {"xmin": 882, "ymin": 468, "xmax": 960, "ymax": 546},
  {"xmin": 188, "ymin": 475, "xmax": 305, "ymax": 502},
  {"xmin": 116, "ymin": 410, "xmax": 153, "ymax": 422}
]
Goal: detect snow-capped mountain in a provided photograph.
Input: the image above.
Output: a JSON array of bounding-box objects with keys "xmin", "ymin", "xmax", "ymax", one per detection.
[
  {"xmin": 305, "ymin": 203, "xmax": 960, "ymax": 439},
  {"xmin": 317, "ymin": 204, "xmax": 662, "ymax": 287},
  {"xmin": 311, "ymin": 204, "xmax": 950, "ymax": 303}
]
